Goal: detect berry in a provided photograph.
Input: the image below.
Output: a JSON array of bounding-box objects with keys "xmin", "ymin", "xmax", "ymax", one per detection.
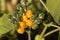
[
  {"xmin": 17, "ymin": 28, "xmax": 25, "ymax": 34},
  {"xmin": 26, "ymin": 20, "xmax": 33, "ymax": 27},
  {"xmin": 20, "ymin": 22, "xmax": 26, "ymax": 29},
  {"xmin": 32, "ymin": 23, "xmax": 38, "ymax": 30},
  {"xmin": 26, "ymin": 10, "xmax": 32, "ymax": 18},
  {"xmin": 22, "ymin": 15, "xmax": 28, "ymax": 22}
]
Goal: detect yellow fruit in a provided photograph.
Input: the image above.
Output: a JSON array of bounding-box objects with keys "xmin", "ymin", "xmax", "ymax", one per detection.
[
  {"xmin": 17, "ymin": 28, "xmax": 24, "ymax": 34},
  {"xmin": 20, "ymin": 22, "xmax": 26, "ymax": 29},
  {"xmin": 26, "ymin": 20, "xmax": 33, "ymax": 27},
  {"xmin": 22, "ymin": 15, "xmax": 28, "ymax": 22},
  {"xmin": 26, "ymin": 10, "xmax": 32, "ymax": 18}
]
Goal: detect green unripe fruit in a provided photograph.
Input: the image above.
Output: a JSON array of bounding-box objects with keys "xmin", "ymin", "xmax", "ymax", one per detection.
[
  {"xmin": 35, "ymin": 34, "xmax": 45, "ymax": 40},
  {"xmin": 32, "ymin": 23, "xmax": 38, "ymax": 30}
]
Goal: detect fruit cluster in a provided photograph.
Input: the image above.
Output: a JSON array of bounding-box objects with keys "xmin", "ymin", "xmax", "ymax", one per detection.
[{"xmin": 17, "ymin": 10, "xmax": 33, "ymax": 34}]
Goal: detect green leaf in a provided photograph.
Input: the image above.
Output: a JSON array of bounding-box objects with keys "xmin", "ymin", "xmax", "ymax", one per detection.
[
  {"xmin": 0, "ymin": 14, "xmax": 13, "ymax": 35},
  {"xmin": 47, "ymin": 0, "xmax": 60, "ymax": 25},
  {"xmin": 35, "ymin": 34, "xmax": 45, "ymax": 40}
]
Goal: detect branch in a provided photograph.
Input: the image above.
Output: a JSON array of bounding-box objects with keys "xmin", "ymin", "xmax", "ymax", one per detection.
[
  {"xmin": 51, "ymin": 25, "xmax": 60, "ymax": 29},
  {"xmin": 27, "ymin": 30, "xmax": 31, "ymax": 40},
  {"xmin": 40, "ymin": 23, "xmax": 48, "ymax": 38},
  {"xmin": 39, "ymin": 0, "xmax": 50, "ymax": 13},
  {"xmin": 44, "ymin": 29, "xmax": 60, "ymax": 37}
]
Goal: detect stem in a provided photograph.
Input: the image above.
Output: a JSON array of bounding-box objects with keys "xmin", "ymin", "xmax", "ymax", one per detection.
[
  {"xmin": 39, "ymin": 0, "xmax": 60, "ymax": 38},
  {"xmin": 44, "ymin": 29, "xmax": 60, "ymax": 37},
  {"xmin": 28, "ymin": 30, "xmax": 31, "ymax": 40},
  {"xmin": 39, "ymin": 0, "xmax": 50, "ymax": 13},
  {"xmin": 51, "ymin": 25, "xmax": 60, "ymax": 29},
  {"xmin": 40, "ymin": 25, "xmax": 48, "ymax": 38}
]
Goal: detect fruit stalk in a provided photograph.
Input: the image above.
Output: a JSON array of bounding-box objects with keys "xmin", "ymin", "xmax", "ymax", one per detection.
[
  {"xmin": 44, "ymin": 29, "xmax": 60, "ymax": 37},
  {"xmin": 40, "ymin": 23, "xmax": 48, "ymax": 38},
  {"xmin": 28, "ymin": 30, "xmax": 31, "ymax": 40}
]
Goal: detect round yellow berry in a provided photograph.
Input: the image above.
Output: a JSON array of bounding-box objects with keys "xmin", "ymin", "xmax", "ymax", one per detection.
[
  {"xmin": 22, "ymin": 15, "xmax": 28, "ymax": 22},
  {"xmin": 26, "ymin": 10, "xmax": 32, "ymax": 18},
  {"xmin": 20, "ymin": 22, "xmax": 26, "ymax": 29},
  {"xmin": 26, "ymin": 20, "xmax": 33, "ymax": 27},
  {"xmin": 17, "ymin": 28, "xmax": 25, "ymax": 34}
]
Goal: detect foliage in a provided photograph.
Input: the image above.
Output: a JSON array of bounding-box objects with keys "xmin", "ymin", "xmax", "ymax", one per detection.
[
  {"xmin": 0, "ymin": 0, "xmax": 60, "ymax": 40},
  {"xmin": 0, "ymin": 14, "xmax": 13, "ymax": 35},
  {"xmin": 47, "ymin": 0, "xmax": 60, "ymax": 25}
]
